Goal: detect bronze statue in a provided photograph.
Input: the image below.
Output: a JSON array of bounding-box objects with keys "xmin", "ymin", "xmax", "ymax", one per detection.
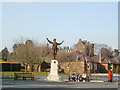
[{"xmin": 46, "ymin": 38, "xmax": 64, "ymax": 59}]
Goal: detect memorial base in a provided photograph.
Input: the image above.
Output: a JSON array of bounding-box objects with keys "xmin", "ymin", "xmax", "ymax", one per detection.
[
  {"xmin": 47, "ymin": 74, "xmax": 59, "ymax": 81},
  {"xmin": 47, "ymin": 60, "xmax": 59, "ymax": 81}
]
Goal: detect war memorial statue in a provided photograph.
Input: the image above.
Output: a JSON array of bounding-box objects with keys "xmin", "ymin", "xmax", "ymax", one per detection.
[
  {"xmin": 46, "ymin": 38, "xmax": 64, "ymax": 59},
  {"xmin": 46, "ymin": 38, "xmax": 64, "ymax": 81}
]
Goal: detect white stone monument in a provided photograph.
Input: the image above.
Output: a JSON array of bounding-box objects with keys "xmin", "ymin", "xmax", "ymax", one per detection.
[{"xmin": 47, "ymin": 60, "xmax": 59, "ymax": 81}]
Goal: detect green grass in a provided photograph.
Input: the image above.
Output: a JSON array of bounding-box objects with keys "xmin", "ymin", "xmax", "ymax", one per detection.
[
  {"xmin": 59, "ymin": 73, "xmax": 68, "ymax": 76},
  {"xmin": 1, "ymin": 72, "xmax": 68, "ymax": 76}
]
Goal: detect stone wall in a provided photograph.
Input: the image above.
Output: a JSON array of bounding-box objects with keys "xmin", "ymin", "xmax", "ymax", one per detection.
[
  {"xmin": 60, "ymin": 61, "xmax": 107, "ymax": 74},
  {"xmin": 60, "ymin": 61, "xmax": 85, "ymax": 75}
]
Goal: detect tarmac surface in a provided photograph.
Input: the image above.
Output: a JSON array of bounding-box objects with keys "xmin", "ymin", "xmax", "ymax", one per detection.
[{"xmin": 1, "ymin": 79, "xmax": 120, "ymax": 88}]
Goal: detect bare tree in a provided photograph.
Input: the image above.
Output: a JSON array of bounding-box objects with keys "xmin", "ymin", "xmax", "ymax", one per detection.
[
  {"xmin": 113, "ymin": 49, "xmax": 119, "ymax": 57},
  {"xmin": 57, "ymin": 51, "xmax": 73, "ymax": 67},
  {"xmin": 101, "ymin": 48, "xmax": 113, "ymax": 58},
  {"xmin": 12, "ymin": 44, "xmax": 28, "ymax": 72},
  {"xmin": 11, "ymin": 39, "xmax": 52, "ymax": 72},
  {"xmin": 2, "ymin": 47, "xmax": 9, "ymax": 61},
  {"xmin": 35, "ymin": 44, "xmax": 52, "ymax": 72},
  {"xmin": 11, "ymin": 40, "xmax": 41, "ymax": 72},
  {"xmin": 94, "ymin": 43, "xmax": 113, "ymax": 55}
]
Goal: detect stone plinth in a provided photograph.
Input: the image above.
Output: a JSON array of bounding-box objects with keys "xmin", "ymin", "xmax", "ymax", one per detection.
[{"xmin": 47, "ymin": 60, "xmax": 59, "ymax": 81}]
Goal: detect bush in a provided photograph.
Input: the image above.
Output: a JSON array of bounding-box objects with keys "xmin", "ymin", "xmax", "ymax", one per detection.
[{"xmin": 115, "ymin": 66, "xmax": 120, "ymax": 74}]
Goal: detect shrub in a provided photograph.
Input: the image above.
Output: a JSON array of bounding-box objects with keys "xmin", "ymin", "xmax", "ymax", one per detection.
[{"xmin": 115, "ymin": 66, "xmax": 120, "ymax": 74}]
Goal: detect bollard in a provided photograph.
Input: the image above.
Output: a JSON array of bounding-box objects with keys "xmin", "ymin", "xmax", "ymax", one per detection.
[{"xmin": 108, "ymin": 70, "xmax": 112, "ymax": 82}]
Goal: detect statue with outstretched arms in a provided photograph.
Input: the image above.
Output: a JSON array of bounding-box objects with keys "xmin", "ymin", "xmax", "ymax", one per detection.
[{"xmin": 46, "ymin": 38, "xmax": 64, "ymax": 59}]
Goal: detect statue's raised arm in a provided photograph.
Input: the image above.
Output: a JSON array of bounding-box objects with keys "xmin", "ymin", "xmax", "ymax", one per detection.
[
  {"xmin": 46, "ymin": 38, "xmax": 53, "ymax": 44},
  {"xmin": 57, "ymin": 41, "xmax": 64, "ymax": 45}
]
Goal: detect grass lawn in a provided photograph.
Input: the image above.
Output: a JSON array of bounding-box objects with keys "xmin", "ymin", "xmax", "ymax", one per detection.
[{"xmin": 1, "ymin": 72, "xmax": 68, "ymax": 76}]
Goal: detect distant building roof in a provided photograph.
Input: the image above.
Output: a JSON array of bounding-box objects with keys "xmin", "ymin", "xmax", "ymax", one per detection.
[
  {"xmin": 101, "ymin": 54, "xmax": 110, "ymax": 64},
  {"xmin": 85, "ymin": 56, "xmax": 94, "ymax": 62},
  {"xmin": 110, "ymin": 57, "xmax": 120, "ymax": 64},
  {"xmin": 92, "ymin": 55, "xmax": 99, "ymax": 63},
  {"xmin": 67, "ymin": 51, "xmax": 94, "ymax": 62},
  {"xmin": 62, "ymin": 50, "xmax": 119, "ymax": 65},
  {"xmin": 92, "ymin": 54, "xmax": 119, "ymax": 64}
]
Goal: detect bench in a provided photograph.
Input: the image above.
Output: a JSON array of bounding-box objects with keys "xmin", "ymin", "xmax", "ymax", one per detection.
[{"xmin": 14, "ymin": 73, "xmax": 34, "ymax": 80}]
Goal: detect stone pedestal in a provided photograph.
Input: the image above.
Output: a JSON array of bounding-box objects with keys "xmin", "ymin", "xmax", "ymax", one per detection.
[{"xmin": 47, "ymin": 60, "xmax": 59, "ymax": 81}]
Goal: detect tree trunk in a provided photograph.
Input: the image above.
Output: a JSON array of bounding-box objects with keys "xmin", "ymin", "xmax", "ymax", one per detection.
[
  {"xmin": 37, "ymin": 64, "xmax": 41, "ymax": 72},
  {"xmin": 30, "ymin": 65, "xmax": 34, "ymax": 72},
  {"xmin": 37, "ymin": 65, "xmax": 39, "ymax": 72},
  {"xmin": 25, "ymin": 65, "xmax": 27, "ymax": 73}
]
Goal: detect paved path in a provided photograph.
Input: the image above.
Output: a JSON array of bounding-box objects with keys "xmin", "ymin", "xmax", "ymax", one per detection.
[{"xmin": 1, "ymin": 79, "xmax": 119, "ymax": 88}]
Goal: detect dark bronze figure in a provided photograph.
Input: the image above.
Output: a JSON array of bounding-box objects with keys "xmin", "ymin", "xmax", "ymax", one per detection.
[{"xmin": 46, "ymin": 38, "xmax": 64, "ymax": 59}]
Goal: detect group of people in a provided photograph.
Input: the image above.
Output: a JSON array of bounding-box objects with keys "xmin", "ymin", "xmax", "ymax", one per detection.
[{"xmin": 68, "ymin": 72, "xmax": 89, "ymax": 82}]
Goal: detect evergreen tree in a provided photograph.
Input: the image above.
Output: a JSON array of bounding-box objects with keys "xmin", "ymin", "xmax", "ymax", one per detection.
[{"xmin": 2, "ymin": 47, "xmax": 9, "ymax": 61}]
